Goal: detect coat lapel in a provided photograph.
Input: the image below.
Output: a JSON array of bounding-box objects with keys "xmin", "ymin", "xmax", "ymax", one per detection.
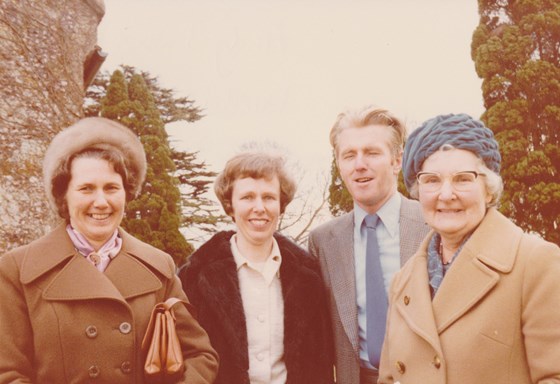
[
  {"xmin": 24, "ymin": 225, "xmax": 165, "ymax": 302},
  {"xmin": 431, "ymin": 248, "xmax": 499, "ymax": 333},
  {"xmin": 43, "ymin": 255, "xmax": 126, "ymax": 301},
  {"xmin": 104, "ymin": 253, "xmax": 163, "ymax": 299},
  {"xmin": 432, "ymin": 208, "xmax": 518, "ymax": 333},
  {"xmin": 324, "ymin": 213, "xmax": 360, "ymax": 355},
  {"xmin": 188, "ymin": 232, "xmax": 250, "ymax": 373},
  {"xmin": 392, "ymin": 248, "xmax": 442, "ymax": 354}
]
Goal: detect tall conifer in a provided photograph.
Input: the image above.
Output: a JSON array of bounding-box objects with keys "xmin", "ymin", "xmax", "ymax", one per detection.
[{"xmin": 472, "ymin": 0, "xmax": 560, "ymax": 244}]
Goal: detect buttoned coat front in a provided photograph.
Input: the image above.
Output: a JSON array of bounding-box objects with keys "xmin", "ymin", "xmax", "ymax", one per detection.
[
  {"xmin": 308, "ymin": 195, "xmax": 429, "ymax": 384},
  {"xmin": 379, "ymin": 208, "xmax": 560, "ymax": 383},
  {"xmin": 0, "ymin": 224, "xmax": 218, "ymax": 384}
]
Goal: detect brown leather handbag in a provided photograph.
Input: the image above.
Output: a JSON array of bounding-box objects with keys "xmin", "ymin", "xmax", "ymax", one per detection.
[{"xmin": 142, "ymin": 297, "xmax": 190, "ymax": 382}]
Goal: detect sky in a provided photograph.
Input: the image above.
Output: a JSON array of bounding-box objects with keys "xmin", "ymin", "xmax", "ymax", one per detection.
[{"xmin": 97, "ymin": 0, "xmax": 484, "ymax": 236}]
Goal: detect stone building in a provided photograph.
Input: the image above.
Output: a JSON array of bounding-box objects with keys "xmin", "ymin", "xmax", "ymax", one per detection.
[{"xmin": 0, "ymin": 0, "xmax": 105, "ymax": 253}]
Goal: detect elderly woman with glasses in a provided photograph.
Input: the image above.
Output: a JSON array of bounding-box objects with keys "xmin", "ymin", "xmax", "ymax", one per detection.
[{"xmin": 378, "ymin": 114, "xmax": 560, "ymax": 383}]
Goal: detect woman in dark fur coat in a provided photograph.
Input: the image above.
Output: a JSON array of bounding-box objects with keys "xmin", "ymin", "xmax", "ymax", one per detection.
[{"xmin": 179, "ymin": 150, "xmax": 334, "ymax": 384}]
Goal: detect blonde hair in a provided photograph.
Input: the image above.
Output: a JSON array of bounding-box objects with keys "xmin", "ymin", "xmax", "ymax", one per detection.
[{"xmin": 330, "ymin": 105, "xmax": 406, "ymax": 157}]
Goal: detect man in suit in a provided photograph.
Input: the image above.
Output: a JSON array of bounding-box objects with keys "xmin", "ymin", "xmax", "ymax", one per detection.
[{"xmin": 308, "ymin": 105, "xmax": 429, "ymax": 384}]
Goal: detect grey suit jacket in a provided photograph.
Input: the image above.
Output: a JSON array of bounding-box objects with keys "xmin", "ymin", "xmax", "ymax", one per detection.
[{"xmin": 308, "ymin": 195, "xmax": 429, "ymax": 384}]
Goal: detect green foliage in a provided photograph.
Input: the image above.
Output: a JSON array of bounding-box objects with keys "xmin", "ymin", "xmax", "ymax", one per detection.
[
  {"xmin": 98, "ymin": 71, "xmax": 193, "ymax": 265},
  {"xmin": 472, "ymin": 0, "xmax": 560, "ymax": 245},
  {"xmin": 328, "ymin": 154, "xmax": 353, "ymax": 216},
  {"xmin": 85, "ymin": 65, "xmax": 203, "ymax": 124},
  {"xmin": 85, "ymin": 67, "xmax": 226, "ymax": 265}
]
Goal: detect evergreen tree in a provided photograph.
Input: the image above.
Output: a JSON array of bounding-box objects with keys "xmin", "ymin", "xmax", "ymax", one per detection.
[
  {"xmin": 471, "ymin": 0, "xmax": 560, "ymax": 245},
  {"xmin": 99, "ymin": 70, "xmax": 193, "ymax": 265},
  {"xmin": 85, "ymin": 68, "xmax": 224, "ymax": 263},
  {"xmin": 328, "ymin": 156, "xmax": 353, "ymax": 216},
  {"xmin": 85, "ymin": 65, "xmax": 203, "ymax": 124}
]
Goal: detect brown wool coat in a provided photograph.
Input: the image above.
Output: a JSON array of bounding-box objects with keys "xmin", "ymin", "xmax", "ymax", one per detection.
[
  {"xmin": 308, "ymin": 196, "xmax": 429, "ymax": 384},
  {"xmin": 0, "ymin": 224, "xmax": 218, "ymax": 384},
  {"xmin": 379, "ymin": 208, "xmax": 560, "ymax": 383}
]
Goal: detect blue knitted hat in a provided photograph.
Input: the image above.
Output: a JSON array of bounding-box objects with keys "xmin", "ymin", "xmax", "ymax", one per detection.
[{"xmin": 402, "ymin": 113, "xmax": 501, "ymax": 192}]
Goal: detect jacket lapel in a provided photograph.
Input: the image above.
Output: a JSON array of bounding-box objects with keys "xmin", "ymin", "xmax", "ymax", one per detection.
[
  {"xmin": 24, "ymin": 225, "xmax": 164, "ymax": 302},
  {"xmin": 392, "ymin": 248, "xmax": 443, "ymax": 354},
  {"xmin": 398, "ymin": 196, "xmax": 429, "ymax": 266},
  {"xmin": 432, "ymin": 208, "xmax": 518, "ymax": 333},
  {"xmin": 43, "ymin": 255, "xmax": 126, "ymax": 301},
  {"xmin": 324, "ymin": 213, "xmax": 360, "ymax": 355},
  {"xmin": 104, "ymin": 253, "xmax": 163, "ymax": 299},
  {"xmin": 189, "ymin": 232, "xmax": 249, "ymax": 372}
]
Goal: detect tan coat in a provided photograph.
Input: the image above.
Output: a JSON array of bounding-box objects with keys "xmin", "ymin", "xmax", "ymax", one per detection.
[
  {"xmin": 0, "ymin": 224, "xmax": 218, "ymax": 384},
  {"xmin": 308, "ymin": 196, "xmax": 429, "ymax": 384},
  {"xmin": 379, "ymin": 208, "xmax": 560, "ymax": 383}
]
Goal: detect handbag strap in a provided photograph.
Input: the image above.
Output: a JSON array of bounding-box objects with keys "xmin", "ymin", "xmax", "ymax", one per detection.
[
  {"xmin": 163, "ymin": 297, "xmax": 188, "ymax": 310},
  {"xmin": 162, "ymin": 297, "xmax": 197, "ymax": 319}
]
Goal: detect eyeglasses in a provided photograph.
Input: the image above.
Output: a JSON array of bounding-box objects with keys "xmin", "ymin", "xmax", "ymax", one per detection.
[{"xmin": 416, "ymin": 171, "xmax": 486, "ymax": 192}]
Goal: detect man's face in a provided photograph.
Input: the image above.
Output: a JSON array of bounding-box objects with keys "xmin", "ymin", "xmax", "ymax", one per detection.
[{"xmin": 336, "ymin": 125, "xmax": 401, "ymax": 214}]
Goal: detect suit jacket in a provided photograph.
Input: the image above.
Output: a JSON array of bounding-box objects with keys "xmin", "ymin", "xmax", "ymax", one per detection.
[
  {"xmin": 308, "ymin": 195, "xmax": 428, "ymax": 384},
  {"xmin": 180, "ymin": 231, "xmax": 334, "ymax": 384},
  {"xmin": 0, "ymin": 224, "xmax": 218, "ymax": 384},
  {"xmin": 379, "ymin": 208, "xmax": 560, "ymax": 383}
]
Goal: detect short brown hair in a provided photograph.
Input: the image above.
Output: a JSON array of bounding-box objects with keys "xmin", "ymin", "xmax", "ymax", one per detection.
[
  {"xmin": 214, "ymin": 151, "xmax": 296, "ymax": 216},
  {"xmin": 330, "ymin": 105, "xmax": 406, "ymax": 158}
]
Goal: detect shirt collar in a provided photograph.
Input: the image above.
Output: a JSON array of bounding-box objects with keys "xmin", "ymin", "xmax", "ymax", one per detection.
[
  {"xmin": 230, "ymin": 234, "xmax": 282, "ymax": 283},
  {"xmin": 353, "ymin": 192, "xmax": 401, "ymax": 237}
]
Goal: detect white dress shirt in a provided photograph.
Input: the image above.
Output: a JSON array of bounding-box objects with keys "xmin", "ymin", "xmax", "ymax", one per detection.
[
  {"xmin": 353, "ymin": 192, "xmax": 402, "ymax": 368},
  {"xmin": 230, "ymin": 235, "xmax": 287, "ymax": 384}
]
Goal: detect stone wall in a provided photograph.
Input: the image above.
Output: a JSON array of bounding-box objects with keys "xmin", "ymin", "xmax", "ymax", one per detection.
[{"xmin": 0, "ymin": 0, "xmax": 105, "ymax": 253}]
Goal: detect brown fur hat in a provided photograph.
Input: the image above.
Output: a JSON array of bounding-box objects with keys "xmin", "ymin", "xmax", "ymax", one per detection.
[{"xmin": 42, "ymin": 117, "xmax": 147, "ymax": 213}]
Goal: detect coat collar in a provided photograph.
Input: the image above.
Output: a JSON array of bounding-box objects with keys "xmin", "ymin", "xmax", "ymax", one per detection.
[
  {"xmin": 186, "ymin": 230, "xmax": 327, "ymax": 376},
  {"xmin": 393, "ymin": 208, "xmax": 523, "ymax": 340},
  {"xmin": 432, "ymin": 208, "xmax": 521, "ymax": 332},
  {"xmin": 19, "ymin": 224, "xmax": 171, "ymax": 301}
]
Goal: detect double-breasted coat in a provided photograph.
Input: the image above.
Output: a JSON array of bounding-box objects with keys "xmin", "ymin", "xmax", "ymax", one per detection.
[
  {"xmin": 0, "ymin": 224, "xmax": 218, "ymax": 383},
  {"xmin": 379, "ymin": 208, "xmax": 560, "ymax": 383},
  {"xmin": 179, "ymin": 231, "xmax": 334, "ymax": 384},
  {"xmin": 308, "ymin": 196, "xmax": 429, "ymax": 383}
]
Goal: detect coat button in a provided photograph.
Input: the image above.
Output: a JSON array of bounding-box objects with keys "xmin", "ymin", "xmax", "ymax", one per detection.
[
  {"xmin": 432, "ymin": 355, "xmax": 441, "ymax": 369},
  {"xmin": 88, "ymin": 365, "xmax": 100, "ymax": 378},
  {"xmin": 119, "ymin": 322, "xmax": 132, "ymax": 334},
  {"xmin": 85, "ymin": 325, "xmax": 98, "ymax": 338},
  {"xmin": 395, "ymin": 360, "xmax": 406, "ymax": 374},
  {"xmin": 403, "ymin": 296, "xmax": 410, "ymax": 305},
  {"xmin": 121, "ymin": 361, "xmax": 132, "ymax": 374}
]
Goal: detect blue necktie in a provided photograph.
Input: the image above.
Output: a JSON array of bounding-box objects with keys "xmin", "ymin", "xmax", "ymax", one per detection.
[{"xmin": 364, "ymin": 213, "xmax": 387, "ymax": 368}]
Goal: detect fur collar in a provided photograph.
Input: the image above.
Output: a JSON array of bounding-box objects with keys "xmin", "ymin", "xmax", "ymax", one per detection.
[{"xmin": 181, "ymin": 230, "xmax": 333, "ymax": 384}]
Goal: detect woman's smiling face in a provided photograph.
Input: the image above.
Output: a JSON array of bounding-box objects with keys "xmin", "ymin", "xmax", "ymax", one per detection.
[
  {"xmin": 65, "ymin": 156, "xmax": 126, "ymax": 250},
  {"xmin": 230, "ymin": 176, "xmax": 281, "ymax": 249},
  {"xmin": 419, "ymin": 148, "xmax": 491, "ymax": 244}
]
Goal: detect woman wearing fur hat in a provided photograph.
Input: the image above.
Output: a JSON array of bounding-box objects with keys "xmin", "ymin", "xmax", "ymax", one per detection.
[
  {"xmin": 0, "ymin": 117, "xmax": 218, "ymax": 383},
  {"xmin": 378, "ymin": 114, "xmax": 560, "ymax": 383},
  {"xmin": 179, "ymin": 150, "xmax": 334, "ymax": 384}
]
